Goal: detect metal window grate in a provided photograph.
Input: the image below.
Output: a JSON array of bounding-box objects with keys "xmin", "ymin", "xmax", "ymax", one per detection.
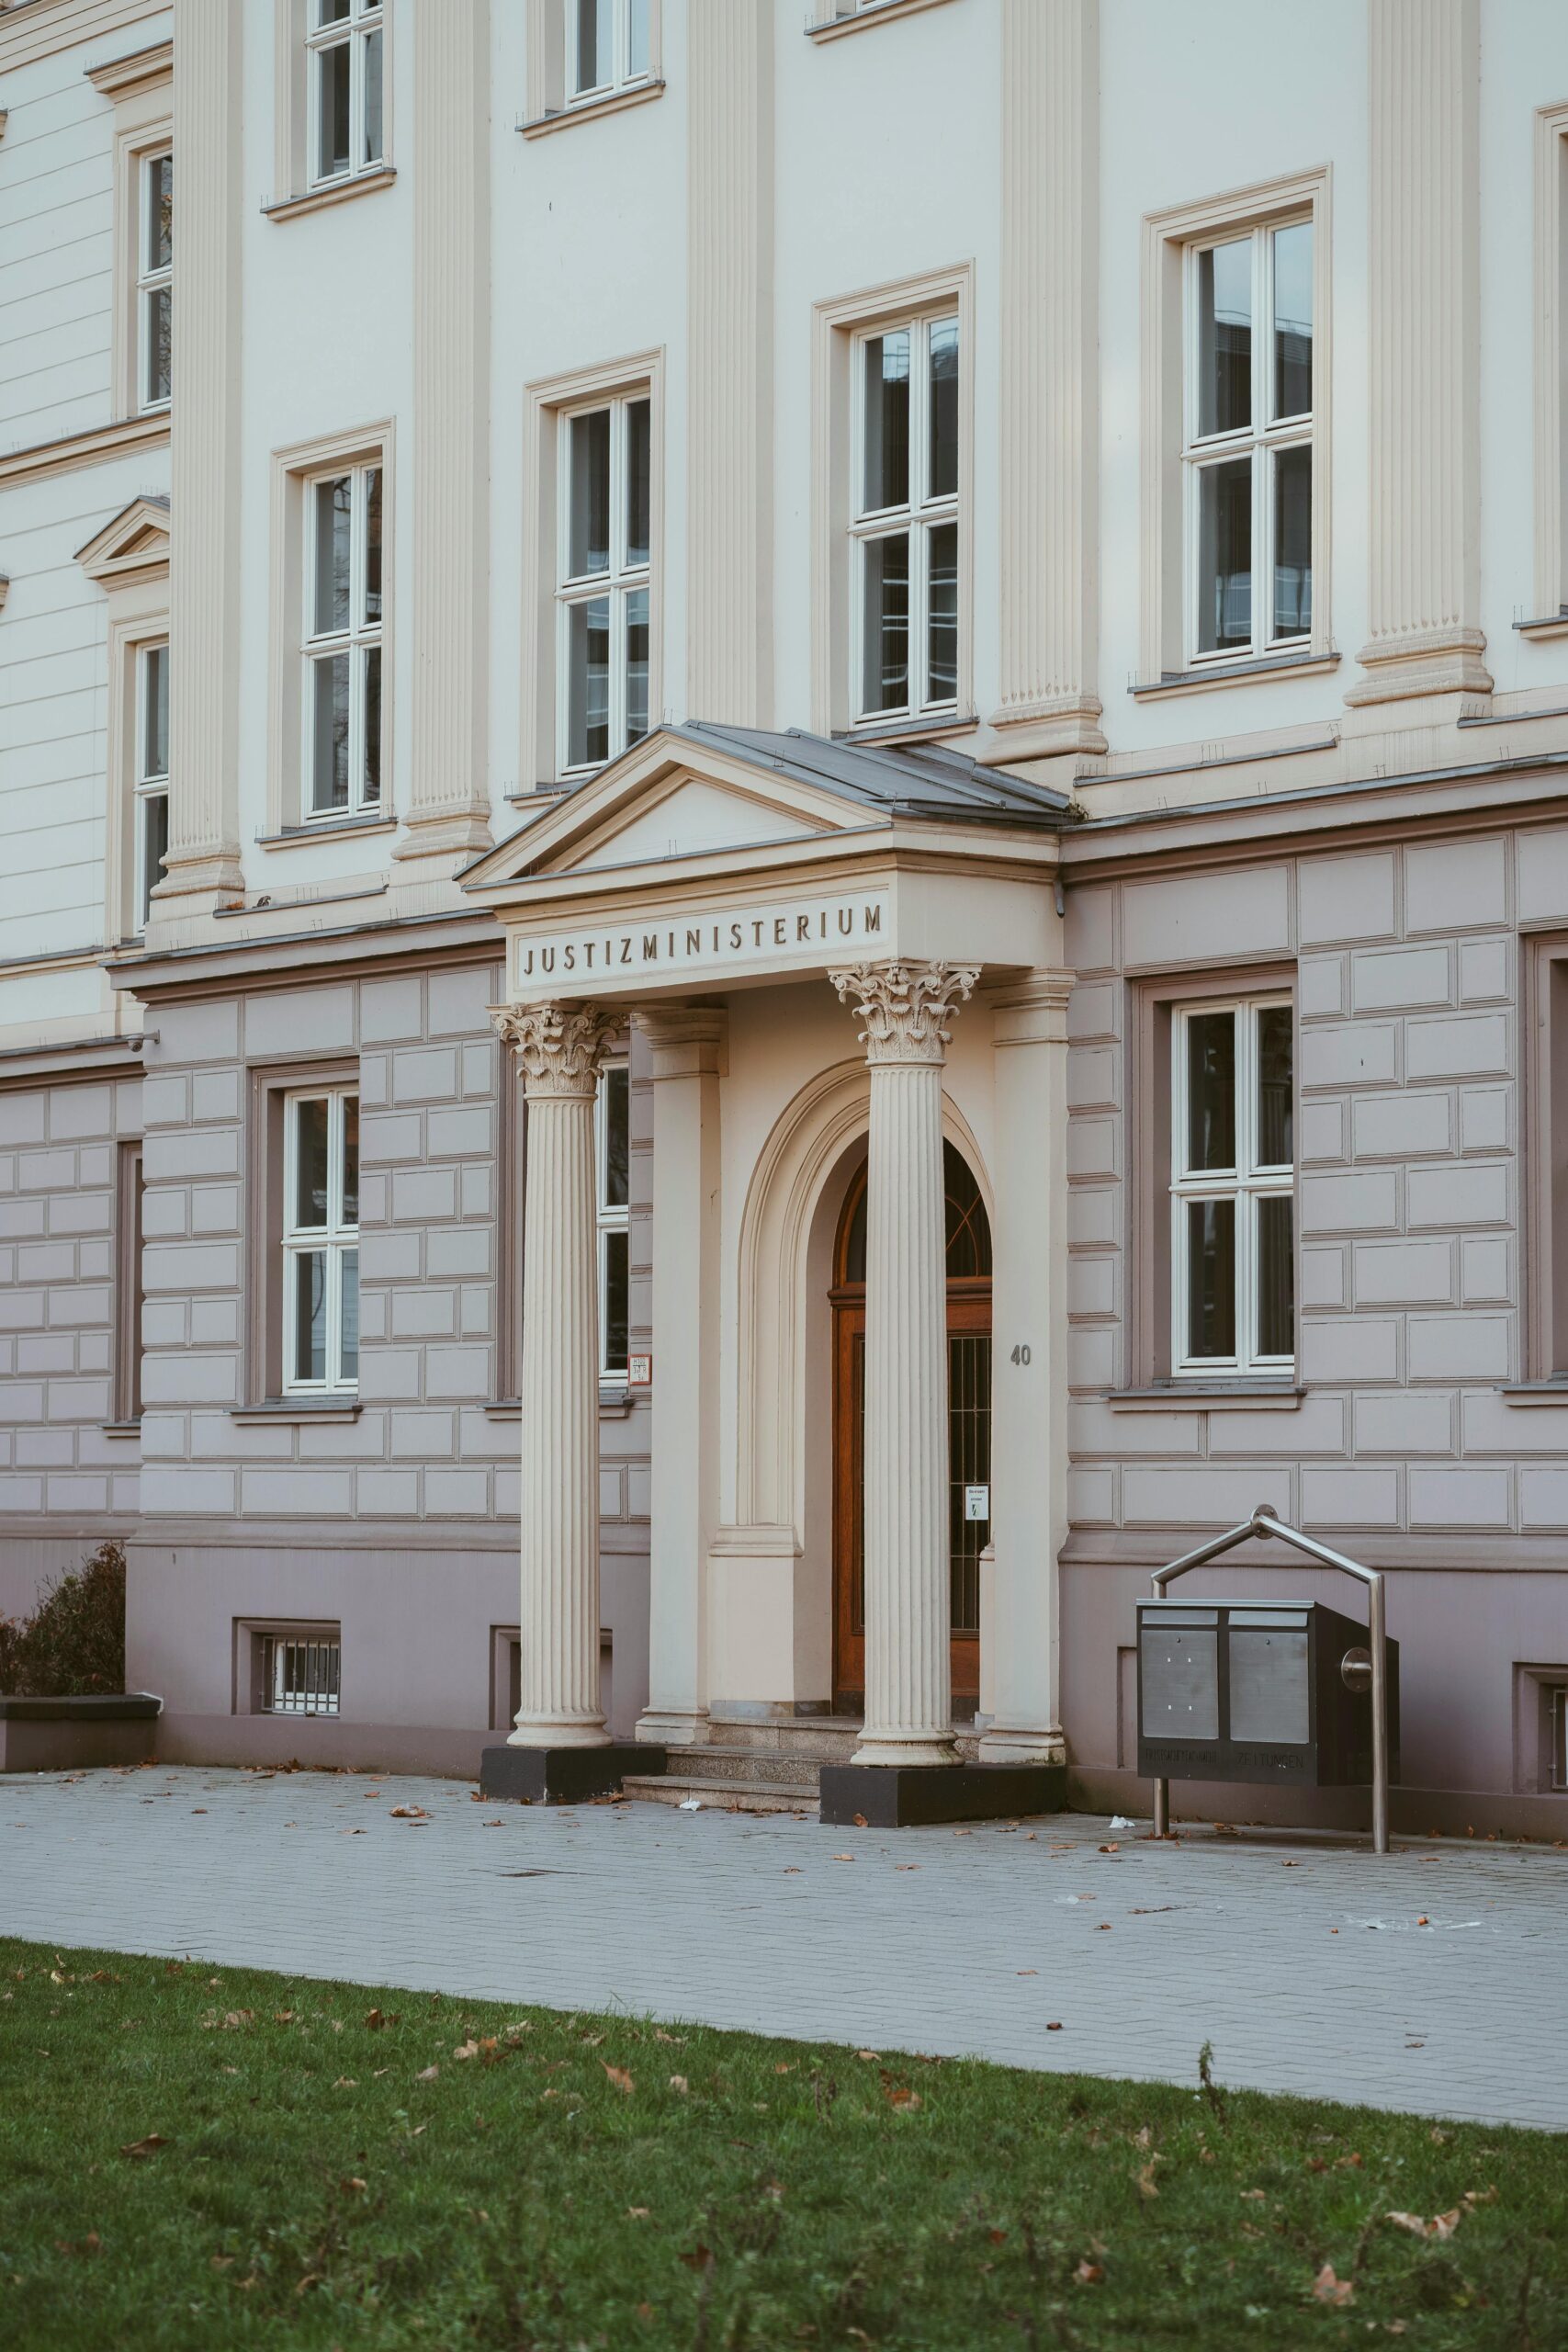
[{"xmin": 262, "ymin": 1634, "xmax": 341, "ymax": 1717}]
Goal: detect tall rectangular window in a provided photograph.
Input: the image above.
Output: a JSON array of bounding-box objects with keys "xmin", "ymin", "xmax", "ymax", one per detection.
[
  {"xmin": 304, "ymin": 462, "xmax": 383, "ymax": 819},
  {"xmin": 282, "ymin": 1089, "xmax": 360, "ymax": 1394},
  {"xmin": 133, "ymin": 640, "xmax": 169, "ymax": 933},
  {"xmin": 1170, "ymin": 1000, "xmax": 1294, "ymax": 1376},
  {"xmin": 852, "ymin": 311, "xmax": 959, "ymax": 724},
  {"xmin": 308, "ymin": 0, "xmax": 384, "ymax": 187},
  {"xmin": 596, "ymin": 1062, "xmax": 629, "ymax": 1381},
  {"xmin": 567, "ymin": 0, "xmax": 650, "ymax": 103},
  {"xmin": 137, "ymin": 148, "xmax": 172, "ymax": 413},
  {"xmin": 1184, "ymin": 220, "xmax": 1313, "ymax": 664},
  {"xmin": 557, "ymin": 394, "xmax": 650, "ymax": 775}
]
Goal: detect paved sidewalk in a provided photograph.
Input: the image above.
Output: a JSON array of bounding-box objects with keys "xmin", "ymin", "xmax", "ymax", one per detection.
[{"xmin": 2, "ymin": 1766, "xmax": 1562, "ymax": 2132}]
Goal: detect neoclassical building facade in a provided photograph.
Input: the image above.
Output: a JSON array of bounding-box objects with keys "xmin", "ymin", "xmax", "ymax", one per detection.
[{"xmin": 3, "ymin": 0, "xmax": 1568, "ymax": 1834}]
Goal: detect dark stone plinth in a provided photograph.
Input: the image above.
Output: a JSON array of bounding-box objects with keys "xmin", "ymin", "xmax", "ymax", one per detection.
[
  {"xmin": 818, "ymin": 1759, "xmax": 1067, "ymax": 1828},
  {"xmin": 479, "ymin": 1741, "xmax": 666, "ymax": 1804},
  {"xmin": 0, "ymin": 1691, "xmax": 162, "ymax": 1774}
]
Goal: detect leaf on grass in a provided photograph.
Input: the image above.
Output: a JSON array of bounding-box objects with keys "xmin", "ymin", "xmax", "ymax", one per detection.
[
  {"xmin": 653, "ymin": 2029, "xmax": 683, "ymax": 2045},
  {"xmin": 342, "ymin": 2177, "xmax": 367, "ymax": 2194},
  {"xmin": 365, "ymin": 2008, "xmax": 400, "ymax": 2030},
  {"xmin": 1463, "ymin": 2186, "xmax": 1497, "ymax": 2207},
  {"xmin": 273, "ymin": 2011, "xmax": 296, "ymax": 2025},
  {"xmin": 1134, "ymin": 2162, "xmax": 1160, "ymax": 2199},
  {"xmin": 415, "ymin": 2064, "xmax": 440, "ymax": 2081},
  {"xmin": 1311, "ymin": 2264, "xmax": 1354, "ymax": 2306},
  {"xmin": 222, "ymin": 2011, "xmax": 254, "ymax": 2030},
  {"xmin": 119, "ymin": 2134, "xmax": 169, "ymax": 2159},
  {"xmin": 883, "ymin": 2086, "xmax": 920, "ymax": 2110},
  {"xmin": 1073, "ymin": 2261, "xmax": 1104, "ymax": 2286},
  {"xmin": 602, "ymin": 2064, "xmax": 635, "ymax": 2094},
  {"xmin": 679, "ymin": 2244, "xmax": 716, "ymax": 2273},
  {"xmin": 627, "ymin": 2206, "xmax": 651, "ymax": 2220},
  {"xmin": 454, "ymin": 2040, "xmax": 480, "ymax": 2061},
  {"xmin": 856, "ymin": 2049, "xmax": 880, "ymax": 2062},
  {"xmin": 668, "ymin": 2075, "xmax": 689, "ymax": 2095},
  {"xmin": 1240, "ymin": 2188, "xmax": 1266, "ymax": 2201},
  {"xmin": 1386, "ymin": 2209, "xmax": 1461, "ymax": 2241},
  {"xmin": 331, "ymin": 2076, "xmax": 358, "ymax": 2089}
]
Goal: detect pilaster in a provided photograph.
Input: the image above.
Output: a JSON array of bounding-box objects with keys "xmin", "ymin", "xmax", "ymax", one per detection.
[
  {"xmin": 977, "ymin": 971, "xmax": 1072, "ymax": 1767},
  {"xmin": 633, "ymin": 1005, "xmax": 728, "ymax": 1747},
  {"xmin": 830, "ymin": 962, "xmax": 977, "ymax": 1770},
  {"xmin": 397, "ymin": 0, "xmax": 493, "ymax": 866},
  {"xmin": 686, "ymin": 0, "xmax": 773, "ymax": 726},
  {"xmin": 992, "ymin": 0, "xmax": 1104, "ymax": 757},
  {"xmin": 155, "ymin": 0, "xmax": 244, "ymax": 915},
  {"xmin": 1349, "ymin": 0, "xmax": 1491, "ymax": 708}
]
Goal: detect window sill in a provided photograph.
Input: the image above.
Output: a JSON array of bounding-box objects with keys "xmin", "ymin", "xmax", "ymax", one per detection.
[
  {"xmin": 806, "ymin": 0, "xmax": 958, "ymax": 40},
  {"xmin": 1514, "ymin": 612, "xmax": 1568, "ymax": 642},
  {"xmin": 485, "ymin": 1392, "xmax": 635, "ymax": 1421},
  {"xmin": 263, "ymin": 167, "xmax": 397, "ymax": 224},
  {"xmin": 1496, "ymin": 1381, "xmax": 1568, "ymax": 1408},
  {"xmin": 1130, "ymin": 650, "xmax": 1339, "ymax": 702},
  {"xmin": 255, "ymin": 818, "xmax": 398, "ymax": 850},
  {"xmin": 1107, "ymin": 1381, "xmax": 1303, "ymax": 1413},
  {"xmin": 231, "ymin": 1399, "xmax": 362, "ymax": 1425},
  {"xmin": 100, "ymin": 1419, "xmax": 141, "ymax": 1438},
  {"xmin": 840, "ymin": 712, "xmax": 979, "ymax": 749},
  {"xmin": 518, "ymin": 81, "xmax": 664, "ymax": 139}
]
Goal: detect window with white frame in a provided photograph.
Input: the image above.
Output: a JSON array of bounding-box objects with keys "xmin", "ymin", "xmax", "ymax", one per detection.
[
  {"xmin": 258, "ymin": 1630, "xmax": 342, "ymax": 1716},
  {"xmin": 1170, "ymin": 999, "xmax": 1294, "ymax": 1376},
  {"xmin": 308, "ymin": 0, "xmax": 384, "ymax": 187},
  {"xmin": 133, "ymin": 640, "xmax": 169, "ymax": 933},
  {"xmin": 282, "ymin": 1088, "xmax": 359, "ymax": 1394},
  {"xmin": 567, "ymin": 0, "xmax": 650, "ymax": 104},
  {"xmin": 1183, "ymin": 218, "xmax": 1313, "ymax": 664},
  {"xmin": 557, "ymin": 393, "xmax": 650, "ymax": 775},
  {"xmin": 596, "ymin": 1062, "xmax": 629, "ymax": 1381},
  {"xmin": 137, "ymin": 147, "xmax": 172, "ymax": 413},
  {"xmin": 852, "ymin": 311, "xmax": 959, "ymax": 725},
  {"xmin": 304, "ymin": 461, "xmax": 382, "ymax": 819}
]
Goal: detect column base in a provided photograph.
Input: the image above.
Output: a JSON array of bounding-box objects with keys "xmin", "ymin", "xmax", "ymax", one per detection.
[
  {"xmin": 977, "ymin": 1725, "xmax": 1068, "ymax": 1768},
  {"xmin": 818, "ymin": 1760, "xmax": 1067, "ymax": 1828},
  {"xmin": 852, "ymin": 1736, "xmax": 960, "ymax": 1768},
  {"xmin": 635, "ymin": 1709, "xmax": 709, "ymax": 1748},
  {"xmin": 480, "ymin": 1743, "xmax": 667, "ymax": 1805}
]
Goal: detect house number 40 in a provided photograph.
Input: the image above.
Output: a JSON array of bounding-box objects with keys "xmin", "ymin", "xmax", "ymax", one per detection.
[{"xmin": 1010, "ymin": 1344, "xmax": 1032, "ymax": 1365}]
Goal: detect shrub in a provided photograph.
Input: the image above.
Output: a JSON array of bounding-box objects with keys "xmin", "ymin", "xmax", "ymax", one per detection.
[{"xmin": 0, "ymin": 1541, "xmax": 126, "ymax": 1697}]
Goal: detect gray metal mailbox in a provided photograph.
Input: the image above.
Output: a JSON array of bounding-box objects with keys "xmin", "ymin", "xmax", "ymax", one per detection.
[{"xmin": 1136, "ymin": 1598, "xmax": 1400, "ymax": 1789}]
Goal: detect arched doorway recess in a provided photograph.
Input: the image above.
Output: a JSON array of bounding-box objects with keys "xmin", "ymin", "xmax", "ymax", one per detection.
[{"xmin": 829, "ymin": 1140, "xmax": 991, "ymax": 1717}]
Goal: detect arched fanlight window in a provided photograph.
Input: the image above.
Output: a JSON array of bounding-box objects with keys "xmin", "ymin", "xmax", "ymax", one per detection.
[{"xmin": 836, "ymin": 1141, "xmax": 991, "ymax": 1286}]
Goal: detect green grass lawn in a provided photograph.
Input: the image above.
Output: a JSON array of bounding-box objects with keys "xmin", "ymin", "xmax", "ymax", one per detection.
[{"xmin": 0, "ymin": 1937, "xmax": 1561, "ymax": 2351}]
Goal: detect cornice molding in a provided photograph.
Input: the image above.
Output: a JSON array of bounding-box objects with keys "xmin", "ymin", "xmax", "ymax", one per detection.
[
  {"xmin": 85, "ymin": 33, "xmax": 169, "ymax": 96},
  {"xmin": 74, "ymin": 492, "xmax": 168, "ymax": 587},
  {"xmin": 0, "ymin": 410, "xmax": 167, "ymax": 489},
  {"xmin": 0, "ymin": 0, "xmax": 164, "ymax": 71}
]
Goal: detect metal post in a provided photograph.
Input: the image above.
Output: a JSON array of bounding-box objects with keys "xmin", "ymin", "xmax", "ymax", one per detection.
[{"xmin": 1145, "ymin": 1506, "xmax": 1392, "ymax": 1855}]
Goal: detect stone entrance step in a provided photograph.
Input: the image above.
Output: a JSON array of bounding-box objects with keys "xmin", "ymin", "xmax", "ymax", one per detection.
[
  {"xmin": 618, "ymin": 1722, "xmax": 988, "ymax": 1815},
  {"xmin": 621, "ymin": 1771, "xmax": 816, "ymax": 1815}
]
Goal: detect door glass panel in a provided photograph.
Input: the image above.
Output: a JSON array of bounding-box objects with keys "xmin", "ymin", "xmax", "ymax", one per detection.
[
  {"xmin": 1197, "ymin": 238, "xmax": 1252, "ymax": 435},
  {"xmin": 1187, "ymin": 1198, "xmax": 1235, "ymax": 1360},
  {"xmin": 947, "ymin": 1331, "xmax": 989, "ymax": 1636},
  {"xmin": 603, "ymin": 1228, "xmax": 628, "ymax": 1374},
  {"xmin": 943, "ymin": 1144, "xmax": 991, "ymax": 1276},
  {"xmin": 1185, "ymin": 1011, "xmax": 1235, "ymax": 1171}
]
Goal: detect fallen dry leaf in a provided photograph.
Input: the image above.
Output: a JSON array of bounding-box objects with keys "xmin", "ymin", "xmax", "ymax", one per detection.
[
  {"xmin": 832, "ymin": 1853, "xmax": 855, "ymax": 1862},
  {"xmin": 331, "ymin": 2076, "xmax": 357, "ymax": 2089},
  {"xmin": 454, "ymin": 2040, "xmax": 479, "ymax": 2061},
  {"xmin": 1312, "ymin": 2264, "xmax": 1354, "ymax": 2307},
  {"xmin": 668, "ymin": 2074, "xmax": 688, "ymax": 2094},
  {"xmin": 653, "ymin": 2028, "xmax": 683, "ymax": 2045},
  {"xmin": 602, "ymin": 2064, "xmax": 635, "ymax": 2093},
  {"xmin": 679, "ymin": 2244, "xmax": 716, "ymax": 2274},
  {"xmin": 1017, "ymin": 1969, "xmax": 1038, "ymax": 1976},
  {"xmin": 119, "ymin": 2134, "xmax": 169, "ymax": 2160},
  {"xmin": 1046, "ymin": 2020, "xmax": 1064, "ymax": 2031},
  {"xmin": 856, "ymin": 2049, "xmax": 880, "ymax": 2062},
  {"xmin": 1134, "ymin": 2161, "xmax": 1160, "ymax": 2199},
  {"xmin": 1386, "ymin": 2208, "xmax": 1461, "ymax": 2241},
  {"xmin": 1463, "ymin": 2186, "xmax": 1497, "ymax": 2207},
  {"xmin": 852, "ymin": 1813, "xmax": 868, "ymax": 1827},
  {"xmin": 415, "ymin": 2064, "xmax": 439, "ymax": 2081},
  {"xmin": 1073, "ymin": 2261, "xmax": 1104, "ymax": 2286}
]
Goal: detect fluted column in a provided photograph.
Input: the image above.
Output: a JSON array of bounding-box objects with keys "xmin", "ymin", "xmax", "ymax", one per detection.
[
  {"xmin": 1349, "ymin": 0, "xmax": 1490, "ymax": 707},
  {"xmin": 830, "ymin": 962, "xmax": 978, "ymax": 1769},
  {"xmin": 492, "ymin": 1001, "xmax": 618, "ymax": 1748}
]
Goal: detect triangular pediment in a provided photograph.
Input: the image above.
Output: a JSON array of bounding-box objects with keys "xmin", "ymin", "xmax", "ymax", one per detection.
[
  {"xmin": 75, "ymin": 496, "xmax": 170, "ymax": 588},
  {"xmin": 462, "ymin": 728, "xmax": 880, "ymax": 892}
]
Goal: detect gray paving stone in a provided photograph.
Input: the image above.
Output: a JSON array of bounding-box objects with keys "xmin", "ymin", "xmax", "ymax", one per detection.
[{"xmin": 1, "ymin": 1769, "xmax": 1562, "ymax": 2132}]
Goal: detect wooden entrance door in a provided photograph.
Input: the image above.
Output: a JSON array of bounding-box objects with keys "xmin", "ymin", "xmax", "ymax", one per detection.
[{"xmin": 830, "ymin": 1142, "xmax": 992, "ymax": 1717}]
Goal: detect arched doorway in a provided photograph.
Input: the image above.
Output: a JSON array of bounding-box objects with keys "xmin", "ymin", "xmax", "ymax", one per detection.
[{"xmin": 829, "ymin": 1140, "xmax": 992, "ymax": 1717}]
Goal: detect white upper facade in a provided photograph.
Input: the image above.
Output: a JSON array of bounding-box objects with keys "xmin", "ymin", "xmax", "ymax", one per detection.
[{"xmin": 6, "ymin": 0, "xmax": 1568, "ymax": 1044}]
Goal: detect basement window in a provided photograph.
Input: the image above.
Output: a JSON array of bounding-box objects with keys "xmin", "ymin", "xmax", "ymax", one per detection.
[{"xmin": 259, "ymin": 1630, "xmax": 342, "ymax": 1716}]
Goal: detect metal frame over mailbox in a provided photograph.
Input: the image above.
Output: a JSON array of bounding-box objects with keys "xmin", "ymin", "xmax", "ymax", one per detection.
[{"xmin": 1146, "ymin": 1506, "xmax": 1394, "ymax": 1854}]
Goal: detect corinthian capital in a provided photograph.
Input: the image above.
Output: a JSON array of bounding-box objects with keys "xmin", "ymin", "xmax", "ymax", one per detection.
[
  {"xmin": 829, "ymin": 960, "xmax": 980, "ymax": 1067},
  {"xmin": 491, "ymin": 1001, "xmax": 619, "ymax": 1098}
]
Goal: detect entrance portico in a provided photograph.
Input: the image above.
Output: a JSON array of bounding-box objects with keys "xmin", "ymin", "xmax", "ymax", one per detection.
[{"xmin": 464, "ymin": 724, "xmax": 1075, "ymax": 1815}]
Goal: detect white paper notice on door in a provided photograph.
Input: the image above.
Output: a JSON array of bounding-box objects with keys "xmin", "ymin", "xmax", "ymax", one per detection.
[{"xmin": 964, "ymin": 1485, "xmax": 990, "ymax": 1522}]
